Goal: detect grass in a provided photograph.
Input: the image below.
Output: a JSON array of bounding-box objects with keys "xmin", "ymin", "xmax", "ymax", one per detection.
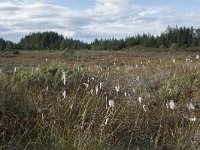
[{"xmin": 0, "ymin": 50, "xmax": 200, "ymax": 149}]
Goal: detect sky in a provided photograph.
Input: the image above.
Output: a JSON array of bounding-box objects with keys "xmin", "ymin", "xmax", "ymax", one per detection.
[{"xmin": 0, "ymin": 0, "xmax": 200, "ymax": 43}]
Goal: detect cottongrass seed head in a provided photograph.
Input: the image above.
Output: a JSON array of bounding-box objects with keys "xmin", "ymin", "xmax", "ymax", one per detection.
[
  {"xmin": 187, "ymin": 102, "xmax": 195, "ymax": 111},
  {"xmin": 62, "ymin": 90, "xmax": 66, "ymax": 99},
  {"xmin": 109, "ymin": 100, "xmax": 115, "ymax": 108},
  {"xmin": 138, "ymin": 97, "xmax": 142, "ymax": 104},
  {"xmin": 169, "ymin": 100, "xmax": 175, "ymax": 109}
]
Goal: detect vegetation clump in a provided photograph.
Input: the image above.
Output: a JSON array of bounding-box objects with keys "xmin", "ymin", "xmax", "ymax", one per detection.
[{"xmin": 0, "ymin": 60, "xmax": 199, "ymax": 149}]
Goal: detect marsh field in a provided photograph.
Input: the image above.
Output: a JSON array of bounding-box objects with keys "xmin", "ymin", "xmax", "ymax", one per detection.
[{"xmin": 0, "ymin": 50, "xmax": 200, "ymax": 150}]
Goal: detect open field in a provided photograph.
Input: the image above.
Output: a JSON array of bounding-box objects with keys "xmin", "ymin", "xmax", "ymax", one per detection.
[
  {"xmin": 0, "ymin": 50, "xmax": 200, "ymax": 149},
  {"xmin": 1, "ymin": 50, "xmax": 200, "ymax": 68}
]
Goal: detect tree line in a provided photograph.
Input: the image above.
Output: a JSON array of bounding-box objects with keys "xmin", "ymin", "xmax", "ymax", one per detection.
[
  {"xmin": 19, "ymin": 32, "xmax": 90, "ymax": 50},
  {"xmin": 0, "ymin": 32, "xmax": 90, "ymax": 52},
  {"xmin": 1, "ymin": 26, "xmax": 200, "ymax": 52},
  {"xmin": 91, "ymin": 26, "xmax": 200, "ymax": 50}
]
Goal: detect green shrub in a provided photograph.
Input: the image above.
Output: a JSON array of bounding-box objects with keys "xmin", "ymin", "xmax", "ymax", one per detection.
[{"xmin": 61, "ymin": 49, "xmax": 75, "ymax": 57}]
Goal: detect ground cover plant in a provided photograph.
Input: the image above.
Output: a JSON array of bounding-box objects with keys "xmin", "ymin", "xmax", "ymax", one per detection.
[{"xmin": 0, "ymin": 51, "xmax": 199, "ymax": 149}]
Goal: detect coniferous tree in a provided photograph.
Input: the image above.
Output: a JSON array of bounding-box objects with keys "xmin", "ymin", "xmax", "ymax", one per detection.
[
  {"xmin": 0, "ymin": 38, "xmax": 6, "ymax": 52},
  {"xmin": 60, "ymin": 39, "xmax": 66, "ymax": 50},
  {"xmin": 5, "ymin": 41, "xmax": 13, "ymax": 51}
]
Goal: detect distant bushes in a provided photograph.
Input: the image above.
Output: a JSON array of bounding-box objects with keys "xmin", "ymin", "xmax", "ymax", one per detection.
[
  {"xmin": 60, "ymin": 49, "xmax": 75, "ymax": 57},
  {"xmin": 0, "ymin": 50, "xmax": 20, "ymax": 57}
]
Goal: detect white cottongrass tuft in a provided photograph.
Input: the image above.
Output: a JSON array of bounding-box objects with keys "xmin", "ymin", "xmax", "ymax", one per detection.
[
  {"xmin": 61, "ymin": 70, "xmax": 66, "ymax": 85},
  {"xmin": 99, "ymin": 82, "xmax": 103, "ymax": 89},
  {"xmin": 169, "ymin": 100, "xmax": 175, "ymax": 109},
  {"xmin": 187, "ymin": 102, "xmax": 195, "ymax": 111},
  {"xmin": 109, "ymin": 100, "xmax": 115, "ymax": 108},
  {"xmin": 83, "ymin": 83, "xmax": 89, "ymax": 90},
  {"xmin": 186, "ymin": 58, "xmax": 190, "ymax": 63},
  {"xmin": 14, "ymin": 67, "xmax": 17, "ymax": 74},
  {"xmin": 45, "ymin": 58, "xmax": 48, "ymax": 62},
  {"xmin": 185, "ymin": 116, "xmax": 197, "ymax": 122},
  {"xmin": 138, "ymin": 97, "xmax": 142, "ymax": 104},
  {"xmin": 143, "ymin": 105, "xmax": 147, "ymax": 112},
  {"xmin": 95, "ymin": 85, "xmax": 99, "ymax": 95},
  {"xmin": 62, "ymin": 90, "xmax": 66, "ymax": 99},
  {"xmin": 77, "ymin": 66, "xmax": 83, "ymax": 71},
  {"xmin": 124, "ymin": 92, "xmax": 127, "ymax": 97},
  {"xmin": 196, "ymin": 54, "xmax": 199, "ymax": 59},
  {"xmin": 172, "ymin": 58, "xmax": 175, "ymax": 63},
  {"xmin": 115, "ymin": 85, "xmax": 120, "ymax": 93},
  {"xmin": 105, "ymin": 117, "xmax": 109, "ymax": 125}
]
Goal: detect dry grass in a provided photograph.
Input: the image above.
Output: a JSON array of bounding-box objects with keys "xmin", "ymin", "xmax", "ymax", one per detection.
[{"xmin": 0, "ymin": 50, "xmax": 200, "ymax": 149}]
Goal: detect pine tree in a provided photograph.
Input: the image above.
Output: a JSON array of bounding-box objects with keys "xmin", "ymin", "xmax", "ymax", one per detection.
[
  {"xmin": 5, "ymin": 41, "xmax": 13, "ymax": 51},
  {"xmin": 60, "ymin": 40, "xmax": 66, "ymax": 50}
]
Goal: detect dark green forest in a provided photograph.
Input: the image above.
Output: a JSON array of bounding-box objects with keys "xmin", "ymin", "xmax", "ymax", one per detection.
[{"xmin": 1, "ymin": 26, "xmax": 200, "ymax": 52}]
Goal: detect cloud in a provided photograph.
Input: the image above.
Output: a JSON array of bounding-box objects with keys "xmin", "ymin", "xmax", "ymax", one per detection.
[
  {"xmin": 0, "ymin": 0, "xmax": 200, "ymax": 42},
  {"xmin": 138, "ymin": 8, "xmax": 162, "ymax": 16}
]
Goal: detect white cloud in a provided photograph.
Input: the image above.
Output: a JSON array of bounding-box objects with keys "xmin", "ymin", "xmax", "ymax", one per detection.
[
  {"xmin": 0, "ymin": 0, "xmax": 200, "ymax": 42},
  {"xmin": 138, "ymin": 8, "xmax": 162, "ymax": 16}
]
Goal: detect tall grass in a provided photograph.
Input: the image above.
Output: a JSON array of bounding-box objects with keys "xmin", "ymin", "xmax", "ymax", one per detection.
[{"xmin": 0, "ymin": 60, "xmax": 199, "ymax": 149}]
